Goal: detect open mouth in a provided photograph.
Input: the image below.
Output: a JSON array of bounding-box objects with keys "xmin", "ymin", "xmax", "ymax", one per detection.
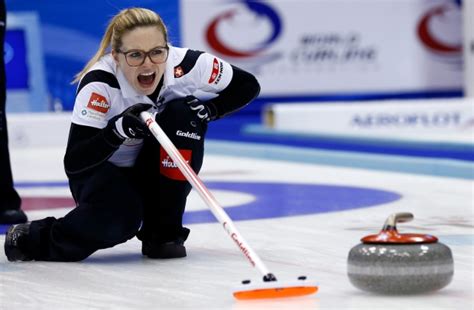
[{"xmin": 137, "ymin": 72, "xmax": 156, "ymax": 87}]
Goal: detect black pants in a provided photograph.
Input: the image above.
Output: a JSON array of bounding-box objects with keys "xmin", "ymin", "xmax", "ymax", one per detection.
[
  {"xmin": 0, "ymin": 0, "xmax": 21, "ymax": 212},
  {"xmin": 28, "ymin": 102, "xmax": 207, "ymax": 261}
]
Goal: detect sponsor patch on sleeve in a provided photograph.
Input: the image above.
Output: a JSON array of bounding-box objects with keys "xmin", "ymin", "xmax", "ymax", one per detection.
[
  {"xmin": 159, "ymin": 147, "xmax": 192, "ymax": 181},
  {"xmin": 208, "ymin": 57, "xmax": 224, "ymax": 85},
  {"xmin": 87, "ymin": 92, "xmax": 110, "ymax": 113}
]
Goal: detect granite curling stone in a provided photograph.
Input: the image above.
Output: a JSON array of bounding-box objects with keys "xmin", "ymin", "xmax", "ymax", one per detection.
[{"xmin": 347, "ymin": 212, "xmax": 453, "ymax": 294}]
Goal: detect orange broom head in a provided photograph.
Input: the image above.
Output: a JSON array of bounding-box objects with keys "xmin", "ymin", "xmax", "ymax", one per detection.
[{"xmin": 233, "ymin": 279, "xmax": 319, "ymax": 300}]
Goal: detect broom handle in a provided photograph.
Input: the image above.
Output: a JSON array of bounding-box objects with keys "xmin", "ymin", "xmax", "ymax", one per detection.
[{"xmin": 140, "ymin": 111, "xmax": 274, "ymax": 280}]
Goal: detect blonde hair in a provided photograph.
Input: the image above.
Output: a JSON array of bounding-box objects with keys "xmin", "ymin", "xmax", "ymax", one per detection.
[{"xmin": 72, "ymin": 7, "xmax": 168, "ymax": 84}]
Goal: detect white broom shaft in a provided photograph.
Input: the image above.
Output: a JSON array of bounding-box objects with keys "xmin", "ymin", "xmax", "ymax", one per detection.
[{"xmin": 141, "ymin": 111, "xmax": 271, "ymax": 276}]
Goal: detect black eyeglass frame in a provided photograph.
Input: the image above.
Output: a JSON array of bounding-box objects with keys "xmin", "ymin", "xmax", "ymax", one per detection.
[{"xmin": 117, "ymin": 46, "xmax": 169, "ymax": 67}]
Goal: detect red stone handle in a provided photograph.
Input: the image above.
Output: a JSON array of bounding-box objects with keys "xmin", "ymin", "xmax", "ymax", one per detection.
[{"xmin": 361, "ymin": 212, "xmax": 438, "ymax": 244}]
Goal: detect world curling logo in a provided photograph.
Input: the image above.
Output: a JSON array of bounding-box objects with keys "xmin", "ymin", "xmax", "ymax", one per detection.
[
  {"xmin": 417, "ymin": 0, "xmax": 462, "ymax": 65},
  {"xmin": 205, "ymin": 0, "xmax": 282, "ymax": 68}
]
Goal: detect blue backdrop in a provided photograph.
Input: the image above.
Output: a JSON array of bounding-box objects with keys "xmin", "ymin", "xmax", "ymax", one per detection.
[{"xmin": 5, "ymin": 0, "xmax": 180, "ymax": 111}]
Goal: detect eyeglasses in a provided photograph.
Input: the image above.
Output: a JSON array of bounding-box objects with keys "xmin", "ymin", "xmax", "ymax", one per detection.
[{"xmin": 117, "ymin": 46, "xmax": 169, "ymax": 67}]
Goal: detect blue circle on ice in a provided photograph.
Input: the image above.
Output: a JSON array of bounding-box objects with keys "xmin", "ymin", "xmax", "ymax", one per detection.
[
  {"xmin": 183, "ymin": 182, "xmax": 401, "ymax": 224},
  {"xmin": 0, "ymin": 181, "xmax": 401, "ymax": 234}
]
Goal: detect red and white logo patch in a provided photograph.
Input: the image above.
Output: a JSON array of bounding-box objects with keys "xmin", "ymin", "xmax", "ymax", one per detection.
[
  {"xmin": 160, "ymin": 147, "xmax": 192, "ymax": 181},
  {"xmin": 208, "ymin": 58, "xmax": 223, "ymax": 84},
  {"xmin": 87, "ymin": 92, "xmax": 110, "ymax": 113}
]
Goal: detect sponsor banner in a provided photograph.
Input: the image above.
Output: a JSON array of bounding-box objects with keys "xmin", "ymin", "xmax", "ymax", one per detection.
[
  {"xmin": 181, "ymin": 0, "xmax": 462, "ymax": 96},
  {"xmin": 266, "ymin": 98, "xmax": 474, "ymax": 138}
]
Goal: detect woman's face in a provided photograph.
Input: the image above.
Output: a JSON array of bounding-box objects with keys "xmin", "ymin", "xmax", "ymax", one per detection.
[{"xmin": 113, "ymin": 26, "xmax": 167, "ymax": 95}]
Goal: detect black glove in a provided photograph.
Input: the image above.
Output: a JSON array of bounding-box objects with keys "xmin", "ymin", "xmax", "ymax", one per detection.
[
  {"xmin": 107, "ymin": 103, "xmax": 152, "ymax": 139},
  {"xmin": 183, "ymin": 96, "xmax": 217, "ymax": 122}
]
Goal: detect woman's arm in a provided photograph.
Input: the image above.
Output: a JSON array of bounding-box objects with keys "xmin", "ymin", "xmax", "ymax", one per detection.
[
  {"xmin": 63, "ymin": 123, "xmax": 123, "ymax": 176},
  {"xmin": 205, "ymin": 65, "xmax": 260, "ymax": 120}
]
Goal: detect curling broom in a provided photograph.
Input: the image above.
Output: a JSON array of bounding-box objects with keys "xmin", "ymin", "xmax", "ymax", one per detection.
[{"xmin": 141, "ymin": 111, "xmax": 318, "ymax": 300}]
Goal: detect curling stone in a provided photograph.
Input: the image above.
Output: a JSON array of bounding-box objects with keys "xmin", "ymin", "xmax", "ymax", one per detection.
[{"xmin": 347, "ymin": 212, "xmax": 453, "ymax": 294}]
